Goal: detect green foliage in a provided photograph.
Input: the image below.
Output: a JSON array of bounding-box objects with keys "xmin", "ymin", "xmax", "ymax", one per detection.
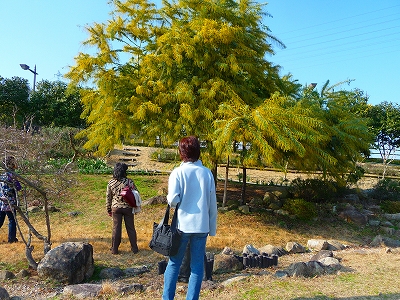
[
  {"xmin": 29, "ymin": 80, "xmax": 85, "ymax": 127},
  {"xmin": 370, "ymin": 178, "xmax": 400, "ymax": 202},
  {"xmin": 346, "ymin": 165, "xmax": 365, "ymax": 184},
  {"xmin": 380, "ymin": 200, "xmax": 400, "ymax": 214},
  {"xmin": 283, "ymin": 198, "xmax": 317, "ymax": 221},
  {"xmin": 77, "ymin": 158, "xmax": 113, "ymax": 174},
  {"xmin": 150, "ymin": 148, "xmax": 179, "ymax": 162},
  {"xmin": 66, "ymin": 0, "xmax": 285, "ymax": 158},
  {"xmin": 366, "ymin": 101, "xmax": 400, "ymax": 178},
  {"xmin": 0, "ymin": 76, "xmax": 30, "ymax": 127},
  {"xmin": 288, "ymin": 178, "xmax": 343, "ymax": 203}
]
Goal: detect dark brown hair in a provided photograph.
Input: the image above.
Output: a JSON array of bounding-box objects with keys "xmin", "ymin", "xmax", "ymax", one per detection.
[
  {"xmin": 179, "ymin": 136, "xmax": 200, "ymax": 162},
  {"xmin": 113, "ymin": 162, "xmax": 128, "ymax": 180}
]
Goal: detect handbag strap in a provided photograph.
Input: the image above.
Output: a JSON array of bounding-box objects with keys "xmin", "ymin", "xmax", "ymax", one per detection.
[
  {"xmin": 171, "ymin": 204, "xmax": 179, "ymax": 232},
  {"xmin": 159, "ymin": 203, "xmax": 179, "ymax": 229},
  {"xmin": 161, "ymin": 204, "xmax": 171, "ymax": 225}
]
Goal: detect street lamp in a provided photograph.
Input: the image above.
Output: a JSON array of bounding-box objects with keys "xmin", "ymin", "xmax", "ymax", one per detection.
[
  {"xmin": 308, "ymin": 83, "xmax": 317, "ymax": 90},
  {"xmin": 20, "ymin": 64, "xmax": 38, "ymax": 92}
]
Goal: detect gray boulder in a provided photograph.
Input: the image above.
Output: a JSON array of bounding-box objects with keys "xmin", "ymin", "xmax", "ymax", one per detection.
[
  {"xmin": 307, "ymin": 239, "xmax": 329, "ymax": 251},
  {"xmin": 0, "ymin": 270, "xmax": 15, "ymax": 281},
  {"xmin": 286, "ymin": 242, "xmax": 306, "ymax": 254},
  {"xmin": 370, "ymin": 235, "xmax": 400, "ymax": 248},
  {"xmin": 213, "ymin": 253, "xmax": 243, "ymax": 274},
  {"xmin": 258, "ymin": 245, "xmax": 287, "ymax": 256},
  {"xmin": 338, "ymin": 204, "xmax": 368, "ymax": 225},
  {"xmin": 124, "ymin": 266, "xmax": 150, "ymax": 277},
  {"xmin": 63, "ymin": 283, "xmax": 102, "ymax": 299},
  {"xmin": 242, "ymin": 244, "xmax": 260, "ymax": 255},
  {"xmin": 285, "ymin": 262, "xmax": 309, "ymax": 277},
  {"xmin": 0, "ymin": 287, "xmax": 10, "ymax": 300},
  {"xmin": 327, "ymin": 240, "xmax": 346, "ymax": 251},
  {"xmin": 99, "ymin": 267, "xmax": 125, "ymax": 280},
  {"xmin": 306, "ymin": 261, "xmax": 325, "ymax": 276},
  {"xmin": 37, "ymin": 242, "xmax": 94, "ymax": 284},
  {"xmin": 310, "ymin": 250, "xmax": 333, "ymax": 261}
]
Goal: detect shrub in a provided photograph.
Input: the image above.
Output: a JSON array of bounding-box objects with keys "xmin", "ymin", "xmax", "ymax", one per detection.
[
  {"xmin": 283, "ymin": 198, "xmax": 317, "ymax": 221},
  {"xmin": 380, "ymin": 200, "xmax": 400, "ymax": 214},
  {"xmin": 370, "ymin": 178, "xmax": 400, "ymax": 202},
  {"xmin": 346, "ymin": 165, "xmax": 365, "ymax": 185},
  {"xmin": 288, "ymin": 178, "xmax": 341, "ymax": 203},
  {"xmin": 150, "ymin": 149, "xmax": 178, "ymax": 163}
]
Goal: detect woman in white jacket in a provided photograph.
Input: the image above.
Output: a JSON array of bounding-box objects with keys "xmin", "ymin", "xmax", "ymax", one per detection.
[{"xmin": 162, "ymin": 136, "xmax": 218, "ymax": 300}]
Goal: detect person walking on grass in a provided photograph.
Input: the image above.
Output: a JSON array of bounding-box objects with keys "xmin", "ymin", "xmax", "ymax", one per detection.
[
  {"xmin": 0, "ymin": 156, "xmax": 22, "ymax": 243},
  {"xmin": 162, "ymin": 136, "xmax": 218, "ymax": 300},
  {"xmin": 106, "ymin": 162, "xmax": 139, "ymax": 254}
]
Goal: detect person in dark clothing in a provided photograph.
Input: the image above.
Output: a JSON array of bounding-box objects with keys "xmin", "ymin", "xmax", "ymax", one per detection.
[
  {"xmin": 106, "ymin": 163, "xmax": 139, "ymax": 254},
  {"xmin": 0, "ymin": 156, "xmax": 22, "ymax": 243}
]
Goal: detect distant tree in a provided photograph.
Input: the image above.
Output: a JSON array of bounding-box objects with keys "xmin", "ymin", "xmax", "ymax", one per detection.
[
  {"xmin": 367, "ymin": 101, "xmax": 400, "ymax": 178},
  {"xmin": 292, "ymin": 80, "xmax": 373, "ymax": 184},
  {"xmin": 0, "ymin": 76, "xmax": 30, "ymax": 127},
  {"xmin": 29, "ymin": 80, "xmax": 85, "ymax": 128}
]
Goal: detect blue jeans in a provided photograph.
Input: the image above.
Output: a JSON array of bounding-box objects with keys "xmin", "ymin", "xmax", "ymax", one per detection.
[
  {"xmin": 162, "ymin": 232, "xmax": 208, "ymax": 300},
  {"xmin": 0, "ymin": 210, "xmax": 17, "ymax": 242}
]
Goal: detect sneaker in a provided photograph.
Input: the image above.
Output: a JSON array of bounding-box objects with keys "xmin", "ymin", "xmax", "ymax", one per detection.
[{"xmin": 8, "ymin": 238, "xmax": 18, "ymax": 243}]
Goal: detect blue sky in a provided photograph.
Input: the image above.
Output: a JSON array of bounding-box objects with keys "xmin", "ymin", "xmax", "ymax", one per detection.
[{"xmin": 1, "ymin": 0, "xmax": 399, "ymax": 106}]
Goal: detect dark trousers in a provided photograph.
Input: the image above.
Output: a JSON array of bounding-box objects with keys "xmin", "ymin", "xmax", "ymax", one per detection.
[
  {"xmin": 0, "ymin": 210, "xmax": 17, "ymax": 242},
  {"xmin": 111, "ymin": 207, "xmax": 138, "ymax": 253}
]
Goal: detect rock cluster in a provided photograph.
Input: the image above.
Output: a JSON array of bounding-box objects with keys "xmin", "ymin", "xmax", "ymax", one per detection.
[{"xmin": 213, "ymin": 239, "xmax": 346, "ymax": 279}]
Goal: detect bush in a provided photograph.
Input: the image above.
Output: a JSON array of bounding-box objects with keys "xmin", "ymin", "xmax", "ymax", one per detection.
[
  {"xmin": 288, "ymin": 178, "xmax": 343, "ymax": 203},
  {"xmin": 346, "ymin": 165, "xmax": 365, "ymax": 185},
  {"xmin": 282, "ymin": 198, "xmax": 317, "ymax": 221},
  {"xmin": 380, "ymin": 200, "xmax": 400, "ymax": 213},
  {"xmin": 150, "ymin": 149, "xmax": 179, "ymax": 162},
  {"xmin": 370, "ymin": 178, "xmax": 400, "ymax": 202}
]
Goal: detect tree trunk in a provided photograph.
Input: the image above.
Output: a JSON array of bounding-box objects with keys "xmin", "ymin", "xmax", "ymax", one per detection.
[
  {"xmin": 222, "ymin": 156, "xmax": 229, "ymax": 208},
  {"xmin": 240, "ymin": 166, "xmax": 247, "ymax": 205},
  {"xmin": 211, "ymin": 161, "xmax": 218, "ymax": 187}
]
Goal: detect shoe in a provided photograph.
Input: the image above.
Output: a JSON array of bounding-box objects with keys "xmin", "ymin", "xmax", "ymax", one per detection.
[
  {"xmin": 178, "ymin": 276, "xmax": 189, "ymax": 283},
  {"xmin": 8, "ymin": 238, "xmax": 18, "ymax": 243}
]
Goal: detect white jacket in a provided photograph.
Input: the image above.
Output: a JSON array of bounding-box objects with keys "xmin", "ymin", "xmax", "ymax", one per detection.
[{"xmin": 167, "ymin": 160, "xmax": 217, "ymax": 236}]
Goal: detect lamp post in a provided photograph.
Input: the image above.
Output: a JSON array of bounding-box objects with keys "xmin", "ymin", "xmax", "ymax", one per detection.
[{"xmin": 20, "ymin": 64, "xmax": 38, "ymax": 92}]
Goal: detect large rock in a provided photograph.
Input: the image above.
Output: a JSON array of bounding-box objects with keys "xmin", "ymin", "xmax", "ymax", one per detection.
[
  {"xmin": 338, "ymin": 204, "xmax": 368, "ymax": 225},
  {"xmin": 370, "ymin": 235, "xmax": 400, "ymax": 248},
  {"xmin": 285, "ymin": 262, "xmax": 309, "ymax": 277},
  {"xmin": 63, "ymin": 283, "xmax": 102, "ymax": 299},
  {"xmin": 310, "ymin": 250, "xmax": 333, "ymax": 261},
  {"xmin": 242, "ymin": 244, "xmax": 260, "ymax": 255},
  {"xmin": 307, "ymin": 239, "xmax": 329, "ymax": 251},
  {"xmin": 286, "ymin": 242, "xmax": 306, "ymax": 254},
  {"xmin": 258, "ymin": 245, "xmax": 287, "ymax": 256},
  {"xmin": 37, "ymin": 242, "xmax": 94, "ymax": 284},
  {"xmin": 0, "ymin": 270, "xmax": 15, "ymax": 280},
  {"xmin": 213, "ymin": 253, "xmax": 243, "ymax": 274},
  {"xmin": 0, "ymin": 287, "xmax": 10, "ymax": 300}
]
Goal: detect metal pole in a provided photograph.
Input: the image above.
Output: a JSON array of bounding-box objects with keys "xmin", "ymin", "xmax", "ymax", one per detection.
[{"xmin": 33, "ymin": 65, "xmax": 37, "ymax": 92}]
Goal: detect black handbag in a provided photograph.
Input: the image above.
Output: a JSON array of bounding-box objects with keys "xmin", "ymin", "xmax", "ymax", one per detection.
[{"xmin": 149, "ymin": 204, "xmax": 181, "ymax": 256}]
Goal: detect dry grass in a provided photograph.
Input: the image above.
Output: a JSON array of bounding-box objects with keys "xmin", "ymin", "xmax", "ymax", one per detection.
[{"xmin": 1, "ymin": 162, "xmax": 400, "ymax": 299}]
